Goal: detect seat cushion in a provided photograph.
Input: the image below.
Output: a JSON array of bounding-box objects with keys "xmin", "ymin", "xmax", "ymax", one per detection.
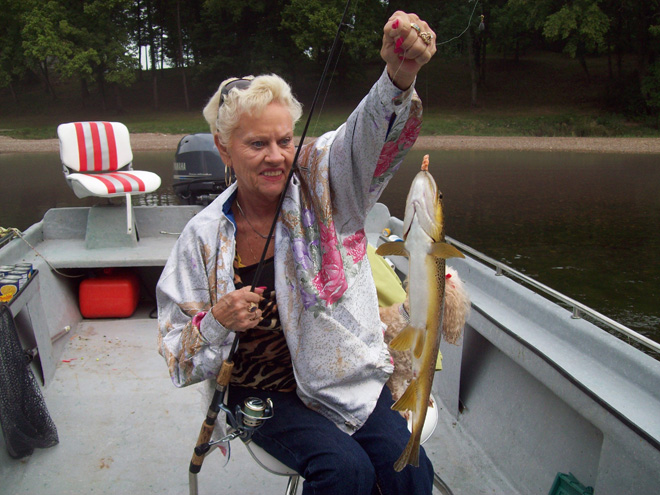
[
  {"xmin": 58, "ymin": 122, "xmax": 133, "ymax": 172},
  {"xmin": 66, "ymin": 170, "xmax": 161, "ymax": 198}
]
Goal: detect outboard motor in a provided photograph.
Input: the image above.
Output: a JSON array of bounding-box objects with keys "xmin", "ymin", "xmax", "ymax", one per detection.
[{"xmin": 173, "ymin": 133, "xmax": 229, "ymax": 205}]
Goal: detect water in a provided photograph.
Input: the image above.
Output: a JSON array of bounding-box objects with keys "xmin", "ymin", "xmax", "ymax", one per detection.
[{"xmin": 1, "ymin": 149, "xmax": 658, "ymax": 347}]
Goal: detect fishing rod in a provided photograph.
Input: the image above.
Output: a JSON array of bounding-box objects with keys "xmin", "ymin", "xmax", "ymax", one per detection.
[
  {"xmin": 248, "ymin": 0, "xmax": 355, "ymax": 294},
  {"xmin": 188, "ymin": 2, "xmax": 354, "ymax": 493}
]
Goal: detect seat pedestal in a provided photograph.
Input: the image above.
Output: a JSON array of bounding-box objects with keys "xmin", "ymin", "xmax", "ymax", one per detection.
[{"xmin": 85, "ymin": 205, "xmax": 138, "ymax": 249}]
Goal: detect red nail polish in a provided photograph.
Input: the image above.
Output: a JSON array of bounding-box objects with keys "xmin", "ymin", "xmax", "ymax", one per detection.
[
  {"xmin": 395, "ymin": 37, "xmax": 403, "ymax": 49},
  {"xmin": 256, "ymin": 286, "xmax": 267, "ymax": 291},
  {"xmin": 392, "ymin": 19, "xmax": 399, "ymax": 30}
]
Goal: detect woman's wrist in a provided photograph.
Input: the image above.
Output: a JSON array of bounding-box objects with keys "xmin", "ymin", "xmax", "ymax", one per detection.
[{"xmin": 386, "ymin": 67, "xmax": 415, "ymax": 91}]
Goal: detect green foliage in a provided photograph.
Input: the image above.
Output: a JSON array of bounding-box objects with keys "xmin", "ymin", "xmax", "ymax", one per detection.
[
  {"xmin": 641, "ymin": 61, "xmax": 660, "ymax": 120},
  {"xmin": 542, "ymin": 0, "xmax": 610, "ymax": 57},
  {"xmin": 280, "ymin": 0, "xmax": 386, "ymax": 89},
  {"xmin": 18, "ymin": 0, "xmax": 137, "ymax": 93},
  {"xmin": 0, "ymin": 0, "xmax": 26, "ymax": 89},
  {"xmin": 491, "ymin": 1, "xmax": 536, "ymax": 57},
  {"xmin": 20, "ymin": 1, "xmax": 72, "ymax": 71},
  {"xmin": 282, "ymin": 0, "xmax": 343, "ymax": 61},
  {"xmin": 1, "ymin": 0, "xmax": 660, "ymax": 121},
  {"xmin": 193, "ymin": 0, "xmax": 301, "ymax": 86}
]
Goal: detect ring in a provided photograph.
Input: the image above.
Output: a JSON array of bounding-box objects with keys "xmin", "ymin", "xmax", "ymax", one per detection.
[
  {"xmin": 420, "ymin": 31, "xmax": 434, "ymax": 45},
  {"xmin": 411, "ymin": 23, "xmax": 421, "ymax": 34},
  {"xmin": 248, "ymin": 302, "xmax": 258, "ymax": 313}
]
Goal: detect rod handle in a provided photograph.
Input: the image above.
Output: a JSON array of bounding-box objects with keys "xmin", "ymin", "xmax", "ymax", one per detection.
[
  {"xmin": 190, "ymin": 419, "xmax": 215, "ymax": 473},
  {"xmin": 215, "ymin": 359, "xmax": 234, "ymax": 388},
  {"xmin": 189, "ymin": 359, "xmax": 234, "ymax": 473}
]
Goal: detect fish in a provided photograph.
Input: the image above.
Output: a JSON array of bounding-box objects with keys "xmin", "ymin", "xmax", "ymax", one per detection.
[{"xmin": 376, "ymin": 154, "xmax": 464, "ymax": 471}]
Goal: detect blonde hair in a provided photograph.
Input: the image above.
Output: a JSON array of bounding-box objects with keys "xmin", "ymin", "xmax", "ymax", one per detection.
[{"xmin": 203, "ymin": 74, "xmax": 303, "ymax": 147}]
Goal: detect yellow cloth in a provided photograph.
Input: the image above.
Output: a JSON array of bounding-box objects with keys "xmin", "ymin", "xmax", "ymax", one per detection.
[{"xmin": 367, "ymin": 244, "xmax": 406, "ymax": 307}]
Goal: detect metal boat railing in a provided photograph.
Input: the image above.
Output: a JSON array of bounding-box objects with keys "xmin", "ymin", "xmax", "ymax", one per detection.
[{"xmin": 446, "ymin": 236, "xmax": 660, "ymax": 356}]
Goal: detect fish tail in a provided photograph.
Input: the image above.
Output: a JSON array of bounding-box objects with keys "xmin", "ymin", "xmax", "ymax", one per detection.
[
  {"xmin": 391, "ymin": 378, "xmax": 418, "ymax": 412},
  {"xmin": 393, "ymin": 431, "xmax": 421, "ymax": 472},
  {"xmin": 389, "ymin": 325, "xmax": 416, "ymax": 351}
]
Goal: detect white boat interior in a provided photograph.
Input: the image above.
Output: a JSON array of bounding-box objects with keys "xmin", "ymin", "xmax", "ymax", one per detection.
[{"xmin": 1, "ymin": 201, "xmax": 659, "ymax": 495}]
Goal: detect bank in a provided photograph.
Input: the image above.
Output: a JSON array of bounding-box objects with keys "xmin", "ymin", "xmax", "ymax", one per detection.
[{"xmin": 2, "ymin": 134, "xmax": 660, "ymax": 154}]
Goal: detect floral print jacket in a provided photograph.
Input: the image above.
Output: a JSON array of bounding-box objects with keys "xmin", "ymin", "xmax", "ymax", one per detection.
[{"xmin": 157, "ymin": 68, "xmax": 422, "ymax": 434}]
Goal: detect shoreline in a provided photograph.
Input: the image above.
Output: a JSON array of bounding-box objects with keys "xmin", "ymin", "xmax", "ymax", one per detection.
[{"xmin": 1, "ymin": 134, "xmax": 660, "ymax": 154}]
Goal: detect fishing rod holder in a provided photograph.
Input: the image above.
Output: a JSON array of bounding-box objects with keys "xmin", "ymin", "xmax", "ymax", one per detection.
[{"xmin": 194, "ymin": 397, "xmax": 274, "ymax": 455}]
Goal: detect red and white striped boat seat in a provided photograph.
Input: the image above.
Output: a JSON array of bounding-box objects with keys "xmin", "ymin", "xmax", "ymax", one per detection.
[{"xmin": 58, "ymin": 121, "xmax": 161, "ymax": 198}]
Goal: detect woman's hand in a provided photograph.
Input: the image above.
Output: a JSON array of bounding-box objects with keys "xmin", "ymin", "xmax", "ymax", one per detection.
[
  {"xmin": 211, "ymin": 286, "xmax": 265, "ymax": 332},
  {"xmin": 381, "ymin": 11, "xmax": 436, "ymax": 90}
]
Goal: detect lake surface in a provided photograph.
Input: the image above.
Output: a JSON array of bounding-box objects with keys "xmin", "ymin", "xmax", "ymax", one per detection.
[{"xmin": 1, "ymin": 149, "xmax": 658, "ymax": 348}]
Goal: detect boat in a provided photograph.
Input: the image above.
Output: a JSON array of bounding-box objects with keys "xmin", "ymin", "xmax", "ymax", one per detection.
[{"xmin": 1, "ymin": 135, "xmax": 659, "ymax": 495}]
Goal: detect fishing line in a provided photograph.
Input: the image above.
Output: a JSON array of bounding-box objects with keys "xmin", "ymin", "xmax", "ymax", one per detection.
[
  {"xmin": 312, "ymin": 2, "xmax": 359, "ymax": 139},
  {"xmin": 389, "ymin": 47, "xmax": 409, "ymax": 87},
  {"xmin": 0, "ymin": 227, "xmax": 83, "ymax": 278},
  {"xmin": 436, "ymin": 0, "xmax": 480, "ymax": 47},
  {"xmin": 311, "ymin": 37, "xmax": 346, "ymax": 139}
]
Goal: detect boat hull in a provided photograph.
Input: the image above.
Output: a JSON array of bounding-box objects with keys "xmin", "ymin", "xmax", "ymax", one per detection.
[{"xmin": 0, "ymin": 203, "xmax": 658, "ymax": 494}]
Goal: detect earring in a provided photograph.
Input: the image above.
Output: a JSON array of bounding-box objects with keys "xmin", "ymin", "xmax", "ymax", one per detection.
[{"xmin": 225, "ymin": 163, "xmax": 233, "ymax": 188}]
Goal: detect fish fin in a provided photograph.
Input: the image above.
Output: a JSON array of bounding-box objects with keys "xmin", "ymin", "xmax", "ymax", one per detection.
[
  {"xmin": 393, "ymin": 432, "xmax": 421, "ymax": 471},
  {"xmin": 391, "ymin": 378, "xmax": 418, "ymax": 412},
  {"xmin": 376, "ymin": 241, "xmax": 409, "ymax": 258},
  {"xmin": 413, "ymin": 329, "xmax": 425, "ymax": 358},
  {"xmin": 430, "ymin": 242, "xmax": 465, "ymax": 259},
  {"xmin": 389, "ymin": 325, "xmax": 416, "ymax": 351}
]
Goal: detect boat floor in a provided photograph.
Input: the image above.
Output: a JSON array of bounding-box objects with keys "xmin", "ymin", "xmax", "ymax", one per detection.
[{"xmin": 1, "ymin": 307, "xmax": 518, "ymax": 495}]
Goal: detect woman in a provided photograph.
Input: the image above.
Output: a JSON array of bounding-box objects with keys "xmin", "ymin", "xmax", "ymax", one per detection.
[{"xmin": 157, "ymin": 11, "xmax": 437, "ymax": 494}]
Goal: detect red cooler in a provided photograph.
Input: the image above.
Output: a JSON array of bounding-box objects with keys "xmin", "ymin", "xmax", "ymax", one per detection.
[{"xmin": 79, "ymin": 271, "xmax": 140, "ymax": 318}]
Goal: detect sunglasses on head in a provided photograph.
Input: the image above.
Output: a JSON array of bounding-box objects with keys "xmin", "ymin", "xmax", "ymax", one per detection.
[{"xmin": 220, "ymin": 78, "xmax": 252, "ymax": 104}]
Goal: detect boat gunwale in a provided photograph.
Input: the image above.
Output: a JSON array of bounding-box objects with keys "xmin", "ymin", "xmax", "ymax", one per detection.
[
  {"xmin": 447, "ymin": 236, "xmax": 660, "ymax": 355},
  {"xmin": 471, "ymin": 301, "xmax": 660, "ymax": 453}
]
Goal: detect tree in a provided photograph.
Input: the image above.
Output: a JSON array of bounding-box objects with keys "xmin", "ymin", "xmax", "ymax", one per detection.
[
  {"xmin": 281, "ymin": 0, "xmax": 386, "ymax": 90},
  {"xmin": 193, "ymin": 0, "xmax": 305, "ymax": 91},
  {"xmin": 60, "ymin": 1, "xmax": 137, "ymax": 110},
  {"xmin": 428, "ymin": 0, "xmax": 493, "ymax": 106},
  {"xmin": 20, "ymin": 0, "xmax": 72, "ymax": 99},
  {"xmin": 641, "ymin": 61, "xmax": 660, "ymax": 127},
  {"xmin": 641, "ymin": 21, "xmax": 660, "ymax": 126},
  {"xmin": 18, "ymin": 0, "xmax": 137, "ymax": 110},
  {"xmin": 491, "ymin": 0, "xmax": 536, "ymax": 61},
  {"xmin": 541, "ymin": 0, "xmax": 610, "ymax": 81},
  {"xmin": 0, "ymin": 0, "xmax": 27, "ymax": 102}
]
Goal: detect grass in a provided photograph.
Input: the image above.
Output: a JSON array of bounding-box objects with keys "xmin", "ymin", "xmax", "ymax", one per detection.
[
  {"xmin": 1, "ymin": 110, "xmax": 655, "ymax": 140},
  {"xmin": 420, "ymin": 111, "xmax": 655, "ymax": 137},
  {"xmin": 1, "ymin": 51, "xmax": 659, "ymax": 140}
]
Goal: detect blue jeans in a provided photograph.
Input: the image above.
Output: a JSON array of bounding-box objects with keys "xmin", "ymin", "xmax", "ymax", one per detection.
[{"xmin": 228, "ymin": 385, "xmax": 434, "ymax": 495}]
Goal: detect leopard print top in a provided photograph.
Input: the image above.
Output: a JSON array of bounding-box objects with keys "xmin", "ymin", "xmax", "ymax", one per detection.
[{"xmin": 229, "ymin": 256, "xmax": 296, "ymax": 392}]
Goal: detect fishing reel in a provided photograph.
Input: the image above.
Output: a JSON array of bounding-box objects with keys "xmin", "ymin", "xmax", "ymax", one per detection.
[
  {"xmin": 233, "ymin": 397, "xmax": 274, "ymax": 433},
  {"xmin": 196, "ymin": 397, "xmax": 274, "ymax": 455}
]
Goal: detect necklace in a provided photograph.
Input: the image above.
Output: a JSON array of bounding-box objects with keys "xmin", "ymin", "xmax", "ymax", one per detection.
[{"xmin": 235, "ymin": 200, "xmax": 270, "ymax": 239}]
